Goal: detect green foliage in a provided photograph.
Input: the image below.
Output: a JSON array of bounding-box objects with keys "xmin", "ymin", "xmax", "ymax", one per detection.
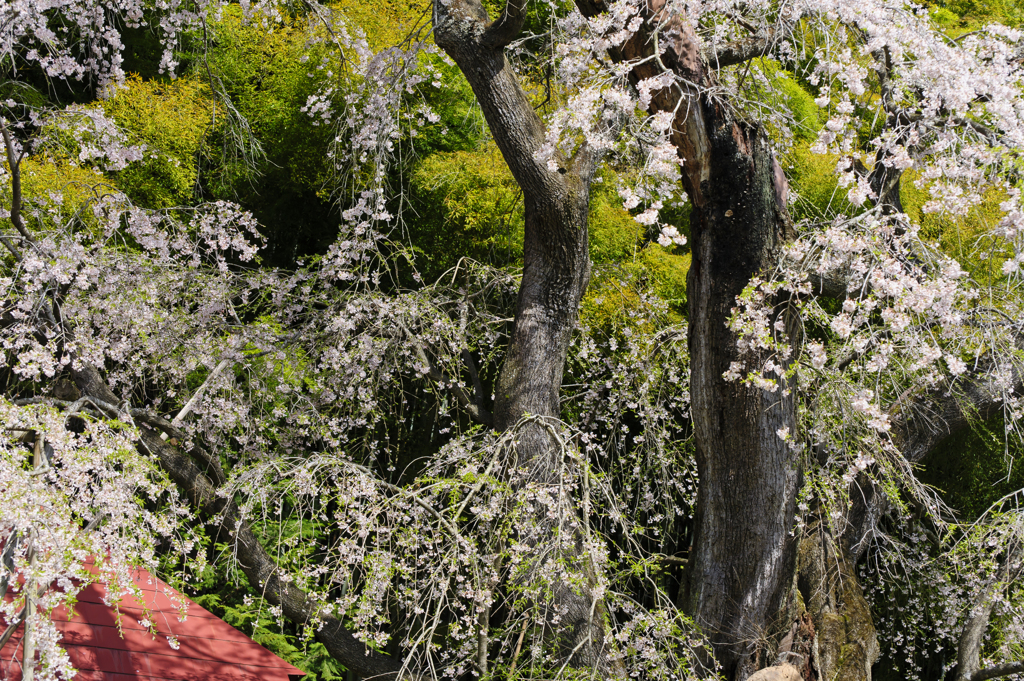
[
  {"xmin": 784, "ymin": 142, "xmax": 857, "ymax": 222},
  {"xmin": 639, "ymin": 246, "xmax": 690, "ymax": 311},
  {"xmin": 580, "ymin": 271, "xmax": 646, "ymax": 336},
  {"xmin": 578, "ymin": 264, "xmax": 679, "ymax": 339},
  {"xmin": 779, "ymin": 78, "xmax": 823, "ymax": 142},
  {"xmin": 410, "ymin": 58, "xmax": 487, "ymax": 155},
  {"xmin": 931, "ymin": 0, "xmax": 1024, "ymax": 28},
  {"xmin": 582, "ymin": 170, "xmax": 689, "ymax": 312},
  {"xmin": 334, "ymin": 0, "xmax": 429, "ymax": 50},
  {"xmin": 588, "ymin": 177, "xmax": 644, "ymax": 264},
  {"xmin": 408, "ymin": 141, "xmax": 524, "ymax": 277},
  {"xmin": 929, "ymin": 5, "xmax": 962, "ymax": 28},
  {"xmin": 0, "ymin": 157, "xmax": 110, "ymax": 237},
  {"xmin": 750, "ymin": 60, "xmax": 823, "ymax": 143},
  {"xmin": 200, "ymin": 7, "xmax": 333, "ymax": 189},
  {"xmin": 194, "ymin": 7, "xmax": 342, "ymax": 263},
  {"xmin": 918, "ymin": 417, "xmax": 1024, "ymax": 519},
  {"xmin": 102, "ymin": 75, "xmax": 214, "ymax": 207},
  {"xmin": 901, "ymin": 173, "xmax": 1012, "ymax": 286}
]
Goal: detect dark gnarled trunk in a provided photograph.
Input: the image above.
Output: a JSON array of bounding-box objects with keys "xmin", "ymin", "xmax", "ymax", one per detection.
[
  {"xmin": 683, "ymin": 105, "xmax": 800, "ymax": 678},
  {"xmin": 443, "ymin": 0, "xmax": 804, "ymax": 676},
  {"xmin": 572, "ymin": 2, "xmax": 800, "ymax": 677}
]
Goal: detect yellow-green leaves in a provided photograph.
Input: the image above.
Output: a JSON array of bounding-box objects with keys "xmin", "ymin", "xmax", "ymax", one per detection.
[{"xmin": 102, "ymin": 75, "xmax": 215, "ymax": 207}]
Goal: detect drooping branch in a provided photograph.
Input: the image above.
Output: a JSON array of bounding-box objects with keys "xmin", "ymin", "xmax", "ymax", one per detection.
[
  {"xmin": 891, "ymin": 352, "xmax": 1024, "ymax": 464},
  {"xmin": 400, "ymin": 322, "xmax": 493, "ymax": 427},
  {"xmin": 52, "ymin": 356, "xmax": 411, "ymax": 679},
  {"xmin": 137, "ymin": 422, "xmax": 411, "ymax": 681},
  {"xmin": 805, "ymin": 270, "xmax": 856, "ymax": 300}
]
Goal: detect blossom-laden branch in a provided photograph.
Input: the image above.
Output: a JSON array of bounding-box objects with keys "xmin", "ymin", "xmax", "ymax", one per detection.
[
  {"xmin": 133, "ymin": 422, "xmax": 412, "ymax": 681},
  {"xmin": 703, "ymin": 22, "xmax": 793, "ymax": 68},
  {"xmin": 891, "ymin": 349, "xmax": 1024, "ymax": 465},
  {"xmin": 971, "ymin": 661, "xmax": 1024, "ymax": 681}
]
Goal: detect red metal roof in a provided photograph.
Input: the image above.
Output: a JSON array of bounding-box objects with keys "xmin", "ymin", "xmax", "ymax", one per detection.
[{"xmin": 1, "ymin": 565, "xmax": 305, "ymax": 681}]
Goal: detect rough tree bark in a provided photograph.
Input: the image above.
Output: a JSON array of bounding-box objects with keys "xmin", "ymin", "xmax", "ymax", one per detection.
[
  {"xmin": 433, "ymin": 0, "xmax": 610, "ymax": 667},
  {"xmin": 572, "ymin": 2, "xmax": 800, "ymax": 677}
]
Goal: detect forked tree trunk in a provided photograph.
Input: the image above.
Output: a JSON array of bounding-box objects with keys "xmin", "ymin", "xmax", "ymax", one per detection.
[{"xmin": 430, "ymin": 0, "xmax": 594, "ymax": 427}]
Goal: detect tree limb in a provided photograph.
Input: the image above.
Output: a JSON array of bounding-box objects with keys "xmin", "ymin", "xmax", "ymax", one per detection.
[
  {"xmin": 0, "ymin": 118, "xmax": 30, "ymax": 249},
  {"xmin": 131, "ymin": 408, "xmax": 227, "ymax": 486},
  {"xmin": 704, "ymin": 31, "xmax": 779, "ymax": 68},
  {"xmin": 136, "ymin": 425, "xmax": 411, "ymax": 681},
  {"xmin": 955, "ymin": 538, "xmax": 1023, "ymax": 681},
  {"xmin": 482, "ymin": 0, "xmax": 528, "ymax": 49},
  {"xmin": 0, "ymin": 118, "xmax": 25, "ymax": 260},
  {"xmin": 433, "ymin": 0, "xmax": 569, "ymax": 201},
  {"xmin": 891, "ymin": 352, "xmax": 1024, "ymax": 464},
  {"xmin": 972, "ymin": 661, "xmax": 1024, "ymax": 681},
  {"xmin": 955, "ymin": 584, "xmax": 1001, "ymax": 681}
]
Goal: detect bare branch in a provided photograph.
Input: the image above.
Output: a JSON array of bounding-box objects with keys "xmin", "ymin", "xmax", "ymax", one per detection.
[
  {"xmin": 52, "ymin": 350, "xmax": 413, "ymax": 679},
  {"xmin": 804, "ymin": 270, "xmax": 855, "ymax": 300},
  {"xmin": 136, "ymin": 427, "xmax": 411, "ymax": 681}
]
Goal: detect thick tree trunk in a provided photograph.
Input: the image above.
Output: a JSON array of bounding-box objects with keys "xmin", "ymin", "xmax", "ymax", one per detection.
[
  {"xmin": 433, "ymin": 0, "xmax": 607, "ymax": 668},
  {"xmin": 430, "ymin": 0, "xmax": 593, "ymax": 429},
  {"xmin": 683, "ymin": 108, "xmax": 800, "ymax": 679},
  {"xmin": 571, "ymin": 2, "xmax": 800, "ymax": 677}
]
